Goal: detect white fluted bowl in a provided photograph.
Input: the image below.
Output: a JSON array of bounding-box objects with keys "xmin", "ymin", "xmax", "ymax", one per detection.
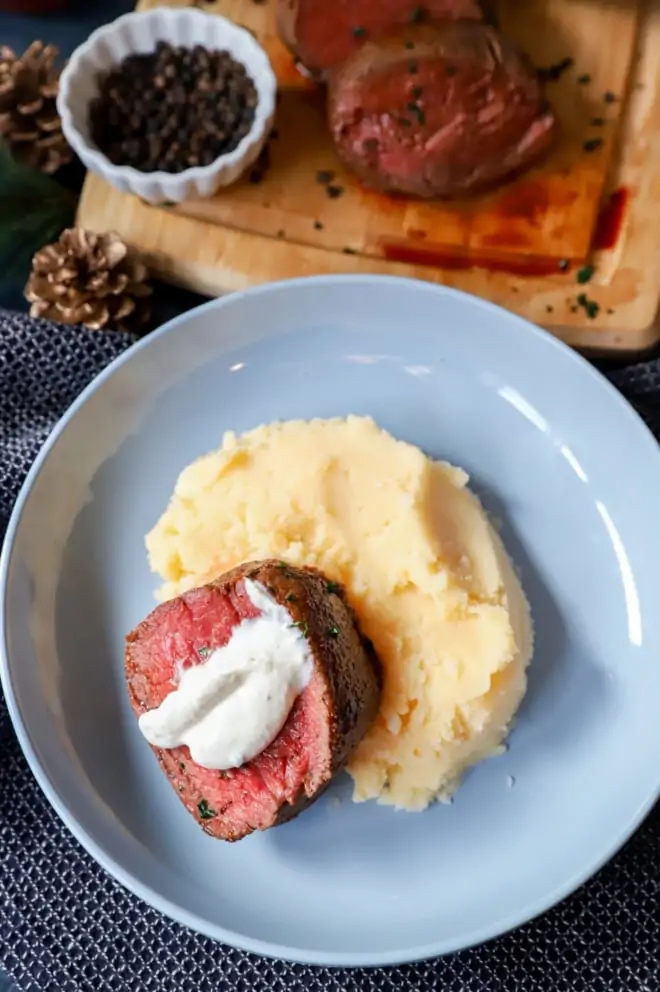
[{"xmin": 57, "ymin": 7, "xmax": 277, "ymax": 204}]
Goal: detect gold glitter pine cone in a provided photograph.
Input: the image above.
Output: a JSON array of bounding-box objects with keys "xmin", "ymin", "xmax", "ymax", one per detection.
[
  {"xmin": 0, "ymin": 40, "xmax": 72, "ymax": 174},
  {"xmin": 25, "ymin": 228, "xmax": 153, "ymax": 334}
]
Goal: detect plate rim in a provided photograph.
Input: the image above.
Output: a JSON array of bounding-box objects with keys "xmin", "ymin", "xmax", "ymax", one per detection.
[{"xmin": 2, "ymin": 274, "xmax": 660, "ymax": 967}]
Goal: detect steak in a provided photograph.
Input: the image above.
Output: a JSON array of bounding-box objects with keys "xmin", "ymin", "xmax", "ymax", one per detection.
[
  {"xmin": 125, "ymin": 559, "xmax": 381, "ymax": 841},
  {"xmin": 277, "ymin": 0, "xmax": 486, "ymax": 79},
  {"xmin": 328, "ymin": 23, "xmax": 557, "ymax": 199}
]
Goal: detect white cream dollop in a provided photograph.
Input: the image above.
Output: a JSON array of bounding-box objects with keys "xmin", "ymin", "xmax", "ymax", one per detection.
[{"xmin": 138, "ymin": 579, "xmax": 313, "ymax": 769}]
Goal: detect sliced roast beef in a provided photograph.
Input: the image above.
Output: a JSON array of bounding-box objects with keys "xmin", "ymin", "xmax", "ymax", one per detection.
[
  {"xmin": 328, "ymin": 23, "xmax": 557, "ymax": 199},
  {"xmin": 277, "ymin": 0, "xmax": 486, "ymax": 79},
  {"xmin": 125, "ymin": 559, "xmax": 381, "ymax": 841}
]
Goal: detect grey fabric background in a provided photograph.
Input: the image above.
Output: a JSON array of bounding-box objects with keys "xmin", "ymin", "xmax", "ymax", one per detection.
[{"xmin": 1, "ymin": 309, "xmax": 659, "ymax": 991}]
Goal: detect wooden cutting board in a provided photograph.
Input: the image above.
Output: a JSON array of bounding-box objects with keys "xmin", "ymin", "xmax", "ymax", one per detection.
[{"xmin": 77, "ymin": 0, "xmax": 660, "ymax": 353}]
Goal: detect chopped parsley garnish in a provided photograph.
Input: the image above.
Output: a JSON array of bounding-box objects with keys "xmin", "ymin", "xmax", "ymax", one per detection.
[
  {"xmin": 178, "ymin": 760, "xmax": 186, "ymax": 771},
  {"xmin": 399, "ymin": 117, "xmax": 412, "ymax": 127},
  {"xmin": 342, "ymin": 247, "xmax": 357, "ymax": 254},
  {"xmin": 409, "ymin": 5, "xmax": 426, "ymax": 22},
  {"xmin": 577, "ymin": 73, "xmax": 591, "ymax": 84},
  {"xmin": 314, "ymin": 220, "xmax": 324, "ymax": 230},
  {"xmin": 285, "ymin": 592, "xmax": 297, "ymax": 602},
  {"xmin": 591, "ymin": 117, "xmax": 605, "ymax": 126},
  {"xmin": 328, "ymin": 625, "xmax": 340, "ymax": 638},
  {"xmin": 197, "ymin": 645, "xmax": 211, "ymax": 659},
  {"xmin": 352, "ymin": 25, "xmax": 367, "ymax": 38},
  {"xmin": 537, "ymin": 56, "xmax": 574, "ymax": 83},
  {"xmin": 405, "ymin": 41, "xmax": 415, "ymax": 50},
  {"xmin": 197, "ymin": 799, "xmax": 217, "ymax": 820},
  {"xmin": 290, "ymin": 620, "xmax": 309, "ymax": 637},
  {"xmin": 277, "ymin": 560, "xmax": 289, "ymax": 568},
  {"xmin": 316, "ymin": 170, "xmax": 335, "ymax": 185},
  {"xmin": 446, "ymin": 65, "xmax": 457, "ymax": 77},
  {"xmin": 326, "ymin": 581, "xmax": 341, "ymax": 594},
  {"xmin": 604, "ymin": 90, "xmax": 617, "ymax": 103},
  {"xmin": 583, "ymin": 138, "xmax": 603, "ymax": 153},
  {"xmin": 412, "ymin": 86, "xmax": 423, "ymax": 98},
  {"xmin": 407, "ymin": 103, "xmax": 425, "ymax": 124},
  {"xmin": 577, "ymin": 292, "xmax": 600, "ymax": 319},
  {"xmin": 326, "ymin": 184, "xmax": 344, "ymax": 199},
  {"xmin": 576, "ymin": 265, "xmax": 594, "ymax": 284},
  {"xmin": 408, "ymin": 61, "xmax": 418, "ymax": 74}
]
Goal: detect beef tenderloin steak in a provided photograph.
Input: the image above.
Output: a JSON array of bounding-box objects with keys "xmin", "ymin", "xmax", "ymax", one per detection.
[
  {"xmin": 125, "ymin": 559, "xmax": 381, "ymax": 841},
  {"xmin": 277, "ymin": 0, "xmax": 486, "ymax": 79},
  {"xmin": 328, "ymin": 23, "xmax": 557, "ymax": 199}
]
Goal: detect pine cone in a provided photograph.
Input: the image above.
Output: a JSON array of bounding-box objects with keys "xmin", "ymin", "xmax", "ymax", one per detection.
[
  {"xmin": 0, "ymin": 41, "xmax": 72, "ymax": 174},
  {"xmin": 25, "ymin": 228, "xmax": 153, "ymax": 334}
]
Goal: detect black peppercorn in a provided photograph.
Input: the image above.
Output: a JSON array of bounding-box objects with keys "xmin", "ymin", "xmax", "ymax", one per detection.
[{"xmin": 89, "ymin": 41, "xmax": 259, "ymax": 174}]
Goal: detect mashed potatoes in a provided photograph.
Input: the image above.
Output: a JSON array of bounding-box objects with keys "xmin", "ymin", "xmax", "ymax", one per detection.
[{"xmin": 146, "ymin": 416, "xmax": 533, "ymax": 810}]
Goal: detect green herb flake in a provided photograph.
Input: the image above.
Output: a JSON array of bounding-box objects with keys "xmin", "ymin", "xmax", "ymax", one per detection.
[
  {"xmin": 576, "ymin": 265, "xmax": 594, "ymax": 284},
  {"xmin": 285, "ymin": 592, "xmax": 297, "ymax": 602},
  {"xmin": 577, "ymin": 292, "xmax": 600, "ymax": 319},
  {"xmin": 405, "ymin": 41, "xmax": 415, "ymax": 50},
  {"xmin": 178, "ymin": 760, "xmax": 186, "ymax": 771},
  {"xmin": 408, "ymin": 61, "xmax": 418, "ymax": 74},
  {"xmin": 160, "ymin": 199, "xmax": 177, "ymax": 207},
  {"xmin": 591, "ymin": 117, "xmax": 605, "ymax": 126},
  {"xmin": 328, "ymin": 625, "xmax": 340, "ymax": 638},
  {"xmin": 290, "ymin": 620, "xmax": 310, "ymax": 637},
  {"xmin": 352, "ymin": 25, "xmax": 367, "ymax": 38},
  {"xmin": 398, "ymin": 117, "xmax": 412, "ymax": 127},
  {"xmin": 197, "ymin": 645, "xmax": 211, "ymax": 659},
  {"xmin": 604, "ymin": 90, "xmax": 617, "ymax": 103},
  {"xmin": 409, "ymin": 5, "xmax": 426, "ymax": 23},
  {"xmin": 326, "ymin": 581, "xmax": 341, "ymax": 594},
  {"xmin": 583, "ymin": 138, "xmax": 603, "ymax": 153},
  {"xmin": 342, "ymin": 247, "xmax": 357, "ymax": 255},
  {"xmin": 412, "ymin": 86, "xmax": 423, "ymax": 98},
  {"xmin": 277, "ymin": 561, "xmax": 289, "ymax": 569},
  {"xmin": 326, "ymin": 184, "xmax": 345, "ymax": 199},
  {"xmin": 446, "ymin": 65, "xmax": 457, "ymax": 77},
  {"xmin": 197, "ymin": 799, "xmax": 217, "ymax": 820},
  {"xmin": 577, "ymin": 73, "xmax": 591, "ymax": 84},
  {"xmin": 316, "ymin": 170, "xmax": 335, "ymax": 185},
  {"xmin": 408, "ymin": 103, "xmax": 425, "ymax": 124}
]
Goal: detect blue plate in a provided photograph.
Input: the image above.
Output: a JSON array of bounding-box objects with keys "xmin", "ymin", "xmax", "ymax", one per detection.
[{"xmin": 2, "ymin": 276, "xmax": 660, "ymax": 967}]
